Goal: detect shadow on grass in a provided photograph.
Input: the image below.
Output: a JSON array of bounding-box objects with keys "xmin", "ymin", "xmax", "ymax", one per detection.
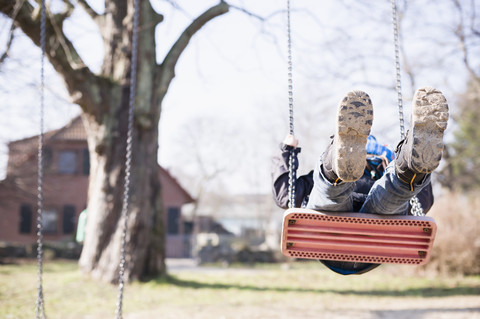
[{"xmin": 149, "ymin": 275, "xmax": 480, "ymax": 298}]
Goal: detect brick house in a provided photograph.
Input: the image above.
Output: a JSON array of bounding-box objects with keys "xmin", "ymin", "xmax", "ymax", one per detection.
[{"xmin": 0, "ymin": 116, "xmax": 194, "ymax": 258}]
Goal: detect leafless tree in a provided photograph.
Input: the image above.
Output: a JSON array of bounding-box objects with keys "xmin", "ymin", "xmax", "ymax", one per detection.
[
  {"xmin": 451, "ymin": 0, "xmax": 480, "ymax": 89},
  {"xmin": 0, "ymin": 0, "xmax": 230, "ymax": 282}
]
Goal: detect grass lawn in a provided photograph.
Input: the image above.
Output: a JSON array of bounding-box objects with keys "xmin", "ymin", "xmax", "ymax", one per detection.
[{"xmin": 1, "ymin": 259, "xmax": 479, "ymax": 319}]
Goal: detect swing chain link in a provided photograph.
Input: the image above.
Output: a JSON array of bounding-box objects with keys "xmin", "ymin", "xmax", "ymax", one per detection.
[
  {"xmin": 410, "ymin": 196, "xmax": 425, "ymax": 216},
  {"xmin": 391, "ymin": 0, "xmax": 424, "ymax": 216},
  {"xmin": 286, "ymin": 0, "xmax": 296, "ymax": 209},
  {"xmin": 286, "ymin": 0, "xmax": 294, "ymax": 137},
  {"xmin": 390, "ymin": 0, "xmax": 406, "ymax": 140},
  {"xmin": 36, "ymin": 1, "xmax": 47, "ymax": 318},
  {"xmin": 115, "ymin": 0, "xmax": 141, "ymax": 318}
]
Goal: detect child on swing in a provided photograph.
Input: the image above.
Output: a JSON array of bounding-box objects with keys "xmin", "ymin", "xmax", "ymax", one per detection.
[{"xmin": 271, "ymin": 87, "xmax": 449, "ymax": 274}]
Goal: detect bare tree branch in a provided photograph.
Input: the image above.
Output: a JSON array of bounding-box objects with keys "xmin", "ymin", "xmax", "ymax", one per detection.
[
  {"xmin": 397, "ymin": 2, "xmax": 416, "ymax": 96},
  {"xmin": 0, "ymin": 0, "xmax": 25, "ymax": 68},
  {"xmin": 58, "ymin": 0, "xmax": 75, "ymax": 19},
  {"xmin": 0, "ymin": 22, "xmax": 15, "ymax": 67},
  {"xmin": 0, "ymin": 0, "xmax": 102, "ymax": 115},
  {"xmin": 156, "ymin": 1, "xmax": 229, "ymax": 99},
  {"xmin": 163, "ymin": 0, "xmax": 193, "ymax": 19},
  {"xmin": 229, "ymin": 4, "xmax": 266, "ymax": 22},
  {"xmin": 76, "ymin": 0, "xmax": 101, "ymax": 22},
  {"xmin": 451, "ymin": 0, "xmax": 480, "ymax": 88},
  {"xmin": 469, "ymin": 0, "xmax": 480, "ymax": 36},
  {"xmin": 45, "ymin": 3, "xmax": 84, "ymax": 69}
]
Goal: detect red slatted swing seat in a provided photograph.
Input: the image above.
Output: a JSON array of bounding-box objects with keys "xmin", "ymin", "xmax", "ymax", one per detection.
[{"xmin": 281, "ymin": 208, "xmax": 436, "ymax": 265}]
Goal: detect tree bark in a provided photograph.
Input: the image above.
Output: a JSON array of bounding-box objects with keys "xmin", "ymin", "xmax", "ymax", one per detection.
[
  {"xmin": 79, "ymin": 105, "xmax": 164, "ymax": 282},
  {"xmin": 0, "ymin": 0, "xmax": 229, "ymax": 282}
]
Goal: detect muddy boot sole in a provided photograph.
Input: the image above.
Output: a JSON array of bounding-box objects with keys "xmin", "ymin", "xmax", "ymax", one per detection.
[
  {"xmin": 408, "ymin": 87, "xmax": 449, "ymax": 173},
  {"xmin": 333, "ymin": 91, "xmax": 374, "ymax": 182}
]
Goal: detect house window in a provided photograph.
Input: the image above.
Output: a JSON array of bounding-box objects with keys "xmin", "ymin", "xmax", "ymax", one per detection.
[
  {"xmin": 58, "ymin": 151, "xmax": 77, "ymax": 174},
  {"xmin": 62, "ymin": 205, "xmax": 76, "ymax": 234},
  {"xmin": 44, "ymin": 147, "xmax": 53, "ymax": 171},
  {"xmin": 82, "ymin": 148, "xmax": 90, "ymax": 175},
  {"xmin": 42, "ymin": 209, "xmax": 58, "ymax": 234},
  {"xmin": 167, "ymin": 207, "xmax": 180, "ymax": 235},
  {"xmin": 19, "ymin": 204, "xmax": 33, "ymax": 234}
]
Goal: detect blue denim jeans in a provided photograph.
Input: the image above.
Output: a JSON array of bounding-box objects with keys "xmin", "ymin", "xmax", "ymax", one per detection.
[{"xmin": 306, "ymin": 155, "xmax": 431, "ymax": 215}]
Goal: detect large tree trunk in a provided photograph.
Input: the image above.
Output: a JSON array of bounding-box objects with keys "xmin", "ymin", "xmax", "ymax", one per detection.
[
  {"xmin": 0, "ymin": 0, "xmax": 229, "ymax": 283},
  {"xmin": 78, "ymin": 0, "xmax": 166, "ymax": 282},
  {"xmin": 79, "ymin": 107, "xmax": 165, "ymax": 282}
]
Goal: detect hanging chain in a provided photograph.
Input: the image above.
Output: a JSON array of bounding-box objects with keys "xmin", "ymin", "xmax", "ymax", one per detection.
[
  {"xmin": 115, "ymin": 0, "xmax": 140, "ymax": 318},
  {"xmin": 286, "ymin": 0, "xmax": 294, "ymax": 137},
  {"xmin": 390, "ymin": 0, "xmax": 423, "ymax": 216},
  {"xmin": 286, "ymin": 0, "xmax": 296, "ymax": 209},
  {"xmin": 390, "ymin": 0, "xmax": 405, "ymax": 140},
  {"xmin": 286, "ymin": 0, "xmax": 296, "ymax": 208},
  {"xmin": 409, "ymin": 196, "xmax": 424, "ymax": 216},
  {"xmin": 35, "ymin": 1, "xmax": 47, "ymax": 318}
]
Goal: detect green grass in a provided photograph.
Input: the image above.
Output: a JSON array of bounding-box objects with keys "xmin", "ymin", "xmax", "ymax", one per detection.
[{"xmin": 1, "ymin": 260, "xmax": 479, "ymax": 319}]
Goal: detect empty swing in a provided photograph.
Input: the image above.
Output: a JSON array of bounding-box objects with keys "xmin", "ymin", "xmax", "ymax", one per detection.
[
  {"xmin": 280, "ymin": 0, "xmax": 436, "ymax": 267},
  {"xmin": 34, "ymin": 0, "xmax": 140, "ymax": 318}
]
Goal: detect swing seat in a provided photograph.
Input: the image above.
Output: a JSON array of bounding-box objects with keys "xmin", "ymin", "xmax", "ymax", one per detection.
[{"xmin": 281, "ymin": 208, "xmax": 436, "ymax": 265}]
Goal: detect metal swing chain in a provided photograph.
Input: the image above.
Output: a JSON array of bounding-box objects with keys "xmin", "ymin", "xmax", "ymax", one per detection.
[
  {"xmin": 286, "ymin": 0, "xmax": 296, "ymax": 209},
  {"xmin": 390, "ymin": 0, "xmax": 405, "ymax": 140},
  {"xmin": 35, "ymin": 0, "xmax": 47, "ymax": 318},
  {"xmin": 115, "ymin": 0, "xmax": 141, "ymax": 318},
  {"xmin": 390, "ymin": 0, "xmax": 424, "ymax": 217}
]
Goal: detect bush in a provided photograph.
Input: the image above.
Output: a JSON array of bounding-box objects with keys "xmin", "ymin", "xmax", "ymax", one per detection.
[
  {"xmin": 425, "ymin": 191, "xmax": 480, "ymax": 275},
  {"xmin": 0, "ymin": 240, "xmax": 82, "ymax": 261}
]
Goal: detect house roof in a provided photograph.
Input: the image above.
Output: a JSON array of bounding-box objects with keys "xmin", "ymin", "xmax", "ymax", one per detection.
[
  {"xmin": 49, "ymin": 116, "xmax": 87, "ymax": 141},
  {"xmin": 7, "ymin": 131, "xmax": 57, "ymax": 174},
  {"xmin": 5, "ymin": 116, "xmax": 194, "ymax": 204},
  {"xmin": 7, "ymin": 116, "xmax": 85, "ymax": 171},
  {"xmin": 8, "ymin": 115, "xmax": 84, "ymax": 149},
  {"xmin": 159, "ymin": 166, "xmax": 195, "ymax": 204}
]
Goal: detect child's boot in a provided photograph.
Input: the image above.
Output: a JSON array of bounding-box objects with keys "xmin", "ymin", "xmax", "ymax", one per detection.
[
  {"xmin": 395, "ymin": 87, "xmax": 449, "ymax": 190},
  {"xmin": 322, "ymin": 90, "xmax": 374, "ymax": 183}
]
